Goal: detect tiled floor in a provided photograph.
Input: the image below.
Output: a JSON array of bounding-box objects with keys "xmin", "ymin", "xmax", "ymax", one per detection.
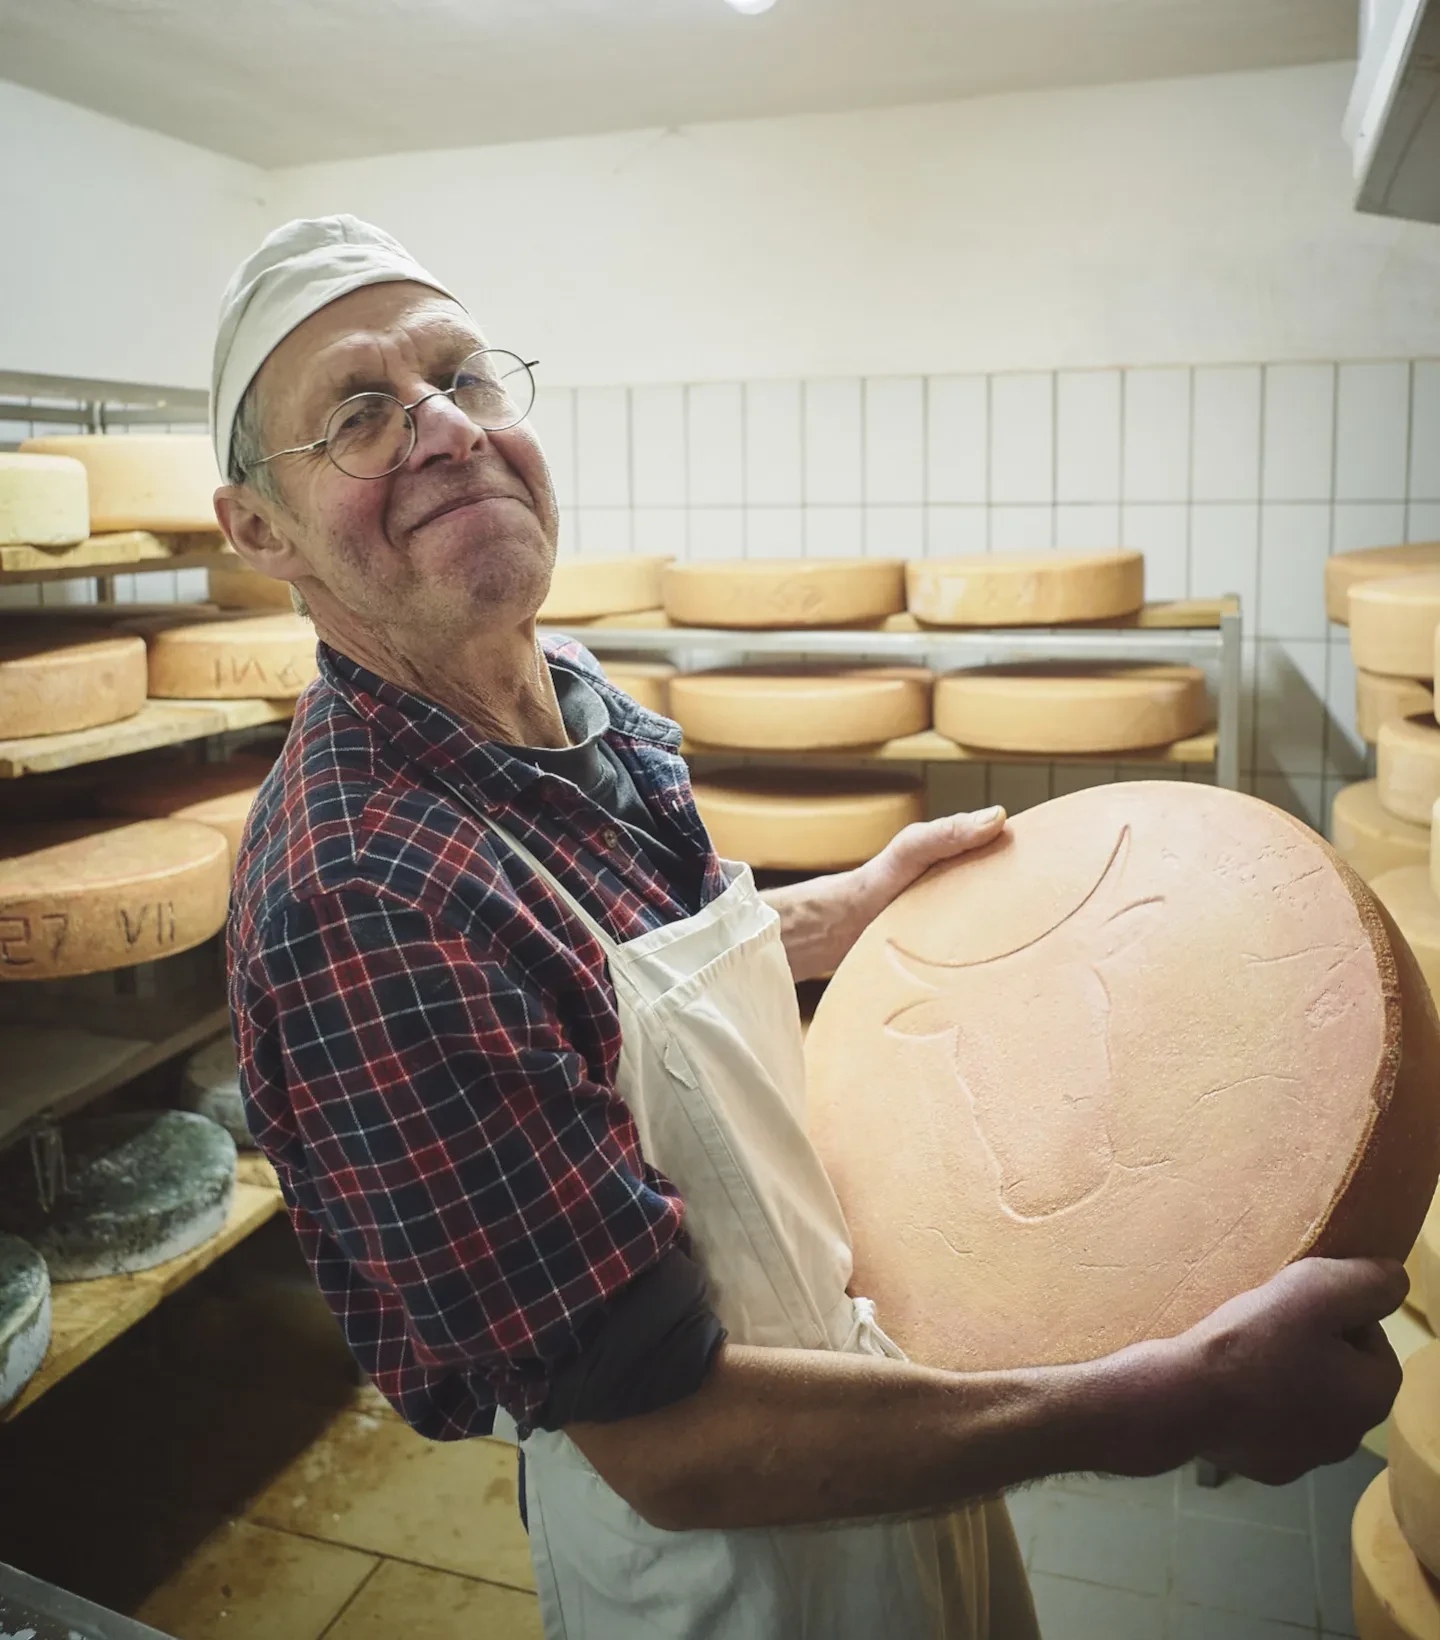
[{"xmin": 0, "ymin": 1216, "xmax": 1381, "ymax": 1640}]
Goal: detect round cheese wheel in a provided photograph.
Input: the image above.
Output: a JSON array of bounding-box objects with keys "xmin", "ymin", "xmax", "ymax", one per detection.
[
  {"xmin": 0, "ymin": 624, "xmax": 147, "ymax": 739},
  {"xmin": 1355, "ymin": 1472, "xmax": 1440, "ymax": 1640},
  {"xmin": 1329, "ymin": 543, "xmax": 1440, "ymax": 626},
  {"xmin": 541, "ymin": 556, "xmax": 672, "ymax": 621},
  {"xmin": 0, "ymin": 818, "xmax": 230, "ymax": 979},
  {"xmin": 907, "ymin": 551, "xmax": 1145, "ymax": 628},
  {"xmin": 1373, "ymin": 868, "xmax": 1440, "ymax": 1001},
  {"xmin": 19, "ymin": 435, "xmax": 221, "ymax": 535},
  {"xmin": 663, "ymin": 559, "xmax": 906, "ymax": 629},
  {"xmin": 0, "ymin": 452, "xmax": 89, "ymax": 549},
  {"xmin": 1392, "ymin": 1344, "xmax": 1440, "ymax": 1581},
  {"xmin": 1335, "ymin": 783, "xmax": 1431, "ymax": 883},
  {"xmin": 0, "ymin": 1235, "xmax": 50, "ymax": 1411},
  {"xmin": 98, "ymin": 753, "xmax": 271, "ymax": 863},
  {"xmin": 207, "ymin": 563, "xmax": 295, "ymax": 612},
  {"xmin": 1361, "ymin": 672, "xmax": 1435, "ymax": 745},
  {"xmin": 124, "ymin": 611, "xmax": 317, "ymax": 699},
  {"xmin": 181, "ymin": 1035, "xmax": 252, "ymax": 1148},
  {"xmin": 672, "ymin": 667, "xmax": 932, "ymax": 750},
  {"xmin": 693, "ymin": 769, "xmax": 924, "ymax": 869},
  {"xmin": 934, "ymin": 663, "xmax": 1206, "ymax": 755},
  {"xmin": 805, "ymin": 782, "xmax": 1440, "ymax": 1373},
  {"xmin": 1351, "ymin": 575, "xmax": 1440, "ymax": 680},
  {"xmin": 0, "ymin": 1111, "xmax": 236, "ymax": 1280},
  {"xmin": 1380, "ymin": 716, "xmax": 1440, "ymax": 825},
  {"xmin": 1418, "ymin": 1194, "xmax": 1440, "ymax": 1334},
  {"xmin": 597, "ymin": 661, "xmax": 676, "ymax": 716}
]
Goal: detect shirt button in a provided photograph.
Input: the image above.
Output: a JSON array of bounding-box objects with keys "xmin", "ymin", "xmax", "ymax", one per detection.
[{"xmin": 601, "ymin": 827, "xmax": 621, "ymax": 850}]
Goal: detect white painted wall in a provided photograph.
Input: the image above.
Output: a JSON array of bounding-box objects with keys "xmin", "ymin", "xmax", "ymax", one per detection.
[
  {"xmin": 0, "ymin": 79, "xmax": 267, "ymax": 388},
  {"xmin": 267, "ymin": 61, "xmax": 1440, "ymax": 387}
]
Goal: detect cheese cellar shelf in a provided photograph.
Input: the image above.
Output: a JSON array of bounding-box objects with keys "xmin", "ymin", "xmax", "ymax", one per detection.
[
  {"xmin": 0, "ymin": 697, "xmax": 293, "ymax": 778},
  {"xmin": 0, "ymin": 532, "xmax": 232, "ymax": 585},
  {"xmin": 682, "ymin": 726, "xmax": 1219, "ymax": 767}
]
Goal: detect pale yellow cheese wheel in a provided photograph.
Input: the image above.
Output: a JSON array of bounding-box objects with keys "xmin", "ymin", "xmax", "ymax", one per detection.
[
  {"xmin": 19, "ymin": 435, "xmax": 221, "ymax": 535},
  {"xmin": 123, "ymin": 611, "xmax": 317, "ymax": 699},
  {"xmin": 540, "ymin": 556, "xmax": 671, "ymax": 621},
  {"xmin": 672, "ymin": 667, "xmax": 932, "ymax": 750},
  {"xmin": 597, "ymin": 661, "xmax": 676, "ymax": 716},
  {"xmin": 0, "ymin": 819, "xmax": 230, "ymax": 979},
  {"xmin": 1351, "ymin": 575, "xmax": 1440, "ymax": 680},
  {"xmin": 933, "ymin": 663, "xmax": 1207, "ymax": 755},
  {"xmin": 1362, "ymin": 672, "xmax": 1435, "ymax": 745},
  {"xmin": 1412, "ymin": 1187, "xmax": 1440, "ymax": 1331},
  {"xmin": 1355, "ymin": 1473, "xmax": 1440, "ymax": 1640},
  {"xmin": 663, "ymin": 559, "xmax": 906, "ymax": 629},
  {"xmin": 907, "ymin": 551, "xmax": 1145, "ymax": 628},
  {"xmin": 1395, "ymin": 1348, "xmax": 1440, "ymax": 1584},
  {"xmin": 99, "ymin": 754, "xmax": 273, "ymax": 865},
  {"xmin": 0, "ymin": 452, "xmax": 89, "ymax": 548},
  {"xmin": 1335, "ymin": 783, "xmax": 1432, "ymax": 883},
  {"xmin": 692, "ymin": 769, "xmax": 923, "ymax": 869},
  {"xmin": 1381, "ymin": 716, "xmax": 1440, "ymax": 825},
  {"xmin": 207, "ymin": 563, "xmax": 295, "ymax": 612},
  {"xmin": 1373, "ymin": 867, "xmax": 1440, "ymax": 1000},
  {"xmin": 1330, "ymin": 544, "xmax": 1440, "ymax": 626},
  {"xmin": 0, "ymin": 624, "xmax": 147, "ymax": 738}
]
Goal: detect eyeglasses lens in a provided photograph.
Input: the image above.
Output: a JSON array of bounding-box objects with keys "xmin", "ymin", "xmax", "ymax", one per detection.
[
  {"xmin": 326, "ymin": 394, "xmax": 413, "ymax": 480},
  {"xmin": 453, "ymin": 350, "xmax": 534, "ymax": 432}
]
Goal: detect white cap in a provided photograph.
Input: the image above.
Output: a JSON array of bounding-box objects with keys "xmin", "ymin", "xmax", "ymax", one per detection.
[{"xmin": 210, "ymin": 214, "xmax": 461, "ymax": 478}]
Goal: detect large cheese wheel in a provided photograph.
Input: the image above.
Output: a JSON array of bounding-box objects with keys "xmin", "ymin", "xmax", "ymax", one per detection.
[
  {"xmin": 0, "ymin": 452, "xmax": 89, "ymax": 548},
  {"xmin": 0, "ymin": 624, "xmax": 147, "ymax": 739},
  {"xmin": 1355, "ymin": 1473, "xmax": 1440, "ymax": 1640},
  {"xmin": 805, "ymin": 782, "xmax": 1440, "ymax": 1373},
  {"xmin": 207, "ymin": 563, "xmax": 294, "ymax": 612},
  {"xmin": 98, "ymin": 753, "xmax": 271, "ymax": 863},
  {"xmin": 181, "ymin": 1035, "xmax": 252, "ymax": 1148},
  {"xmin": 1392, "ymin": 1344, "xmax": 1440, "ymax": 1580},
  {"xmin": 907, "ymin": 552, "xmax": 1145, "ymax": 628},
  {"xmin": 934, "ymin": 663, "xmax": 1206, "ymax": 755},
  {"xmin": 1381, "ymin": 716, "xmax": 1440, "ymax": 826},
  {"xmin": 672, "ymin": 667, "xmax": 932, "ymax": 750},
  {"xmin": 541, "ymin": 556, "xmax": 671, "ymax": 621},
  {"xmin": 124, "ymin": 611, "xmax": 317, "ymax": 699},
  {"xmin": 1373, "ymin": 868, "xmax": 1440, "ymax": 1001},
  {"xmin": 0, "ymin": 818, "xmax": 229, "ymax": 979},
  {"xmin": 1352, "ymin": 575, "xmax": 1440, "ymax": 680},
  {"xmin": 693, "ymin": 769, "xmax": 923, "ymax": 869},
  {"xmin": 1330, "ymin": 544, "xmax": 1440, "ymax": 626},
  {"xmin": 1362, "ymin": 672, "xmax": 1436, "ymax": 745},
  {"xmin": 0, "ymin": 1235, "xmax": 50, "ymax": 1411},
  {"xmin": 19, "ymin": 435, "xmax": 220, "ymax": 535},
  {"xmin": 663, "ymin": 559, "xmax": 905, "ymax": 629},
  {"xmin": 0, "ymin": 1111, "xmax": 236, "ymax": 1280},
  {"xmin": 1336, "ymin": 783, "xmax": 1432, "ymax": 883},
  {"xmin": 597, "ymin": 661, "xmax": 676, "ymax": 716},
  {"xmin": 1418, "ymin": 1193, "xmax": 1440, "ymax": 1334}
]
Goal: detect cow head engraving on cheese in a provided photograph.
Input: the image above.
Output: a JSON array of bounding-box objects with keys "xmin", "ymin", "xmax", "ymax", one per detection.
[{"xmin": 883, "ymin": 827, "xmax": 1166, "ymax": 1222}]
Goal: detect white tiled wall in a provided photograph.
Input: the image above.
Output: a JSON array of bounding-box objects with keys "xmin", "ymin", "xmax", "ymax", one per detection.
[{"xmin": 533, "ymin": 360, "xmax": 1440, "ymax": 834}]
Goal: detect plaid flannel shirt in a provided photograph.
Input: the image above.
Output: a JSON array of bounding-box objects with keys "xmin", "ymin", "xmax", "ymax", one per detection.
[{"xmin": 227, "ymin": 638, "xmax": 726, "ymax": 1438}]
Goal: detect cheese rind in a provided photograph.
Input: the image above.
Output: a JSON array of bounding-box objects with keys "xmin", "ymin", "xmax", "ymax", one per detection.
[
  {"xmin": 99, "ymin": 753, "xmax": 272, "ymax": 864},
  {"xmin": 19, "ymin": 435, "xmax": 221, "ymax": 535},
  {"xmin": 596, "ymin": 661, "xmax": 676, "ymax": 717},
  {"xmin": 693, "ymin": 769, "xmax": 924, "ymax": 869},
  {"xmin": 807, "ymin": 782, "xmax": 1440, "ymax": 1374},
  {"xmin": 1355, "ymin": 1473, "xmax": 1440, "ymax": 1640},
  {"xmin": 672, "ymin": 667, "xmax": 933, "ymax": 750},
  {"xmin": 181, "ymin": 1035, "xmax": 251, "ymax": 1148},
  {"xmin": 0, "ymin": 1111, "xmax": 237, "ymax": 1280},
  {"xmin": 1380, "ymin": 716, "xmax": 1440, "ymax": 825},
  {"xmin": 0, "ymin": 624, "xmax": 148, "ymax": 738},
  {"xmin": 1360, "ymin": 672, "xmax": 1435, "ymax": 744},
  {"xmin": 541, "ymin": 557, "xmax": 672, "ymax": 621},
  {"xmin": 207, "ymin": 564, "xmax": 295, "ymax": 612},
  {"xmin": 123, "ymin": 610, "xmax": 318, "ymax": 699},
  {"xmin": 0, "ymin": 453, "xmax": 90, "ymax": 548},
  {"xmin": 0, "ymin": 1235, "xmax": 50, "ymax": 1411},
  {"xmin": 907, "ymin": 551, "xmax": 1145, "ymax": 628},
  {"xmin": 663, "ymin": 560, "xmax": 906, "ymax": 629},
  {"xmin": 1392, "ymin": 1344, "xmax": 1440, "ymax": 1581},
  {"xmin": 1351, "ymin": 575, "xmax": 1440, "ymax": 679},
  {"xmin": 1329, "ymin": 543, "xmax": 1440, "ymax": 626},
  {"xmin": 0, "ymin": 818, "xmax": 230, "ymax": 979},
  {"xmin": 934, "ymin": 663, "xmax": 1206, "ymax": 754},
  {"xmin": 1373, "ymin": 866, "xmax": 1440, "ymax": 1001},
  {"xmin": 1335, "ymin": 783, "xmax": 1432, "ymax": 883}
]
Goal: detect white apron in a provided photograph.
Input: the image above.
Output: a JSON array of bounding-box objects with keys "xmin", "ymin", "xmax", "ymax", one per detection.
[{"xmin": 482, "ymin": 821, "xmax": 1038, "ymax": 1640}]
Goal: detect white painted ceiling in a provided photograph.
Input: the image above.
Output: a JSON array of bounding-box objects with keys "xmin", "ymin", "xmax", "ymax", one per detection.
[{"xmin": 0, "ymin": 0, "xmax": 1359, "ymax": 169}]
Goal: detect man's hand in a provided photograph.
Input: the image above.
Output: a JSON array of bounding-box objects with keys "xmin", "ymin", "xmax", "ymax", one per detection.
[{"xmin": 761, "ymin": 806, "xmax": 1007, "ymax": 984}]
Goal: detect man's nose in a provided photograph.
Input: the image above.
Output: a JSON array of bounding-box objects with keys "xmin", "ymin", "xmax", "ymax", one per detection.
[{"xmin": 407, "ymin": 388, "xmax": 486, "ymax": 468}]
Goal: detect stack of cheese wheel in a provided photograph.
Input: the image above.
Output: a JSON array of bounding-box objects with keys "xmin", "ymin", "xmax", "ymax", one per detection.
[
  {"xmin": 663, "ymin": 560, "xmax": 906, "ymax": 629},
  {"xmin": 672, "ymin": 666, "xmax": 932, "ymax": 750},
  {"xmin": 693, "ymin": 769, "xmax": 923, "ymax": 870},
  {"xmin": 907, "ymin": 551, "xmax": 1145, "ymax": 627},
  {"xmin": 121, "ymin": 608, "xmax": 318, "ymax": 700},
  {"xmin": 19, "ymin": 434, "xmax": 221, "ymax": 535},
  {"xmin": 541, "ymin": 556, "xmax": 671, "ymax": 623},
  {"xmin": 0, "ymin": 619, "xmax": 148, "ymax": 740},
  {"xmin": 598, "ymin": 660, "xmax": 677, "ymax": 717},
  {"xmin": 208, "ymin": 562, "xmax": 294, "ymax": 612},
  {"xmin": 0, "ymin": 452, "xmax": 90, "ymax": 549},
  {"xmin": 98, "ymin": 752, "xmax": 273, "ymax": 867},
  {"xmin": 0, "ymin": 1234, "xmax": 50, "ymax": 1412}
]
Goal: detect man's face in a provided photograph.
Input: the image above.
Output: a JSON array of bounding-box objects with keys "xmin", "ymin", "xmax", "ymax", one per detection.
[{"xmin": 248, "ymin": 281, "xmax": 558, "ymax": 636}]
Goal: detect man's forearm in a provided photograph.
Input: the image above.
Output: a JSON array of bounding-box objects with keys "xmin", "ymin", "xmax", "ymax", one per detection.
[{"xmin": 760, "ymin": 876, "xmax": 853, "ymax": 984}]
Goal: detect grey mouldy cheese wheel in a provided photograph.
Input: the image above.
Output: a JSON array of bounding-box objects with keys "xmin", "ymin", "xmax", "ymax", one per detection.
[
  {"xmin": 0, "ymin": 1234, "xmax": 50, "ymax": 1411},
  {"xmin": 0, "ymin": 1111, "xmax": 236, "ymax": 1281},
  {"xmin": 180, "ymin": 1034, "xmax": 252, "ymax": 1148}
]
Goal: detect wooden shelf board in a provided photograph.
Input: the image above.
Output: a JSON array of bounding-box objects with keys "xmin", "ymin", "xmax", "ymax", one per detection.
[
  {"xmin": 0, "ymin": 1177, "xmax": 284, "ymax": 1421},
  {"xmin": 0, "ymin": 532, "xmax": 231, "ymax": 583},
  {"xmin": 0, "ymin": 697, "xmax": 293, "ymax": 777},
  {"xmin": 683, "ymin": 727, "xmax": 1219, "ymax": 768}
]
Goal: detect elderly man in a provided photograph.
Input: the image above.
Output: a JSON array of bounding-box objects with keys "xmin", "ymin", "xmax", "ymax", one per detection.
[{"xmin": 214, "ymin": 217, "xmax": 1405, "ymax": 1640}]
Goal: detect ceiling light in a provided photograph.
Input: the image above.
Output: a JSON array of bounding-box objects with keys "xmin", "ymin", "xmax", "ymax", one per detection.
[{"xmin": 724, "ymin": 0, "xmax": 778, "ymax": 13}]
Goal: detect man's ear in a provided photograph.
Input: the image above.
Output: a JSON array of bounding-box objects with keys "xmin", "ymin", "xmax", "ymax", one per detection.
[{"xmin": 213, "ymin": 485, "xmax": 307, "ymax": 583}]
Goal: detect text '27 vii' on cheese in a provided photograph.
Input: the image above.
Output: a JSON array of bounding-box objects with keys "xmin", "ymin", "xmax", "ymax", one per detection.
[{"xmin": 120, "ymin": 610, "xmax": 318, "ymax": 700}]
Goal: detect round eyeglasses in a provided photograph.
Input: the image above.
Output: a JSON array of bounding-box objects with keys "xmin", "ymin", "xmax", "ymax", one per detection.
[{"xmin": 247, "ymin": 348, "xmax": 539, "ymax": 482}]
